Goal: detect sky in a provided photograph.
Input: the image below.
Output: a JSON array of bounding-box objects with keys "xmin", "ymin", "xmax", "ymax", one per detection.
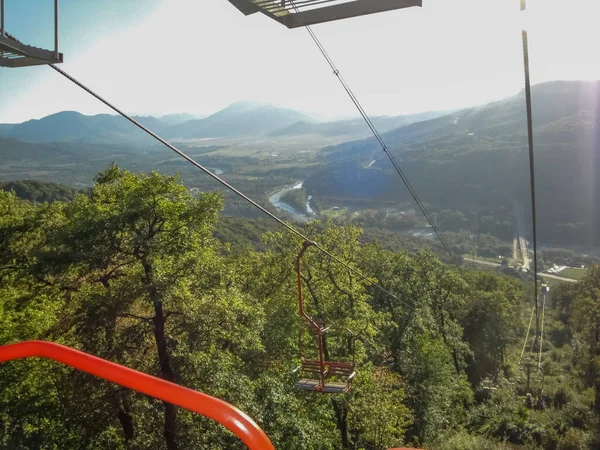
[{"xmin": 1, "ymin": 0, "xmax": 599, "ymax": 123}]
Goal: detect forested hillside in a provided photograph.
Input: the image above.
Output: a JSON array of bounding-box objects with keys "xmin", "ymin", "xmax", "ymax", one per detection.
[
  {"xmin": 305, "ymin": 81, "xmax": 600, "ymax": 247},
  {"xmin": 0, "ymin": 180, "xmax": 80, "ymax": 203},
  {"xmin": 1, "ymin": 166, "xmax": 599, "ymax": 449}
]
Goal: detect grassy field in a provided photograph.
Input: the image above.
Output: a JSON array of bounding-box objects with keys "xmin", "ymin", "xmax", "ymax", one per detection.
[
  {"xmin": 319, "ymin": 207, "xmax": 350, "ymax": 219},
  {"xmin": 558, "ymin": 267, "xmax": 587, "ymax": 280},
  {"xmin": 186, "ymin": 135, "xmax": 349, "ymax": 160},
  {"xmin": 466, "ymin": 255, "xmax": 504, "ymax": 263}
]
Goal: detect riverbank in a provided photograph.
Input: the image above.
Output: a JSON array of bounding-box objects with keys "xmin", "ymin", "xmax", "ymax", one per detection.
[{"xmin": 267, "ymin": 181, "xmax": 315, "ymax": 223}]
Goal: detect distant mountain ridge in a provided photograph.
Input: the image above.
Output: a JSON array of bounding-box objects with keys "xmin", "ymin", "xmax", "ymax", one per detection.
[
  {"xmin": 163, "ymin": 101, "xmax": 310, "ymax": 139},
  {"xmin": 0, "ymin": 101, "xmax": 446, "ymax": 144},
  {"xmin": 0, "ymin": 102, "xmax": 310, "ymax": 143},
  {"xmin": 269, "ymin": 111, "xmax": 447, "ymax": 138},
  {"xmin": 323, "ymin": 80, "xmax": 600, "ymax": 160},
  {"xmin": 0, "ymin": 111, "xmax": 202, "ymax": 145}
]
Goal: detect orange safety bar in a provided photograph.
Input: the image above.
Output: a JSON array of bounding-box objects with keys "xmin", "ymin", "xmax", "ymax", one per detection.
[{"xmin": 0, "ymin": 341, "xmax": 274, "ymax": 450}]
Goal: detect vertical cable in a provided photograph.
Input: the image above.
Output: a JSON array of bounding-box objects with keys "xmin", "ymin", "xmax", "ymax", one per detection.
[
  {"xmin": 521, "ymin": 0, "xmax": 539, "ymax": 301},
  {"xmin": 54, "ymin": 0, "xmax": 59, "ymax": 59},
  {"xmin": 520, "ymin": 302, "xmax": 535, "ymax": 361},
  {"xmin": 538, "ymin": 292, "xmax": 546, "ymax": 370},
  {"xmin": 1, "ymin": 0, "xmax": 5, "ymax": 59}
]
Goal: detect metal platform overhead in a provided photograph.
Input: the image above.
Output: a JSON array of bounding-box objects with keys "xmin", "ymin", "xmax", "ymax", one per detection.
[
  {"xmin": 227, "ymin": 0, "xmax": 422, "ymax": 28},
  {"xmin": 1, "ymin": 0, "xmax": 63, "ymax": 68}
]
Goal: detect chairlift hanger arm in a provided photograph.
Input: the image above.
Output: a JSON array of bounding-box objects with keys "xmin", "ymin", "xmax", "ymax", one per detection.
[{"xmin": 296, "ymin": 241, "xmax": 321, "ymax": 333}]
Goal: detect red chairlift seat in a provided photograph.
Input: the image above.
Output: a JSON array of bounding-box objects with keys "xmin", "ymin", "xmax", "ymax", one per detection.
[{"xmin": 293, "ymin": 359, "xmax": 356, "ymax": 394}]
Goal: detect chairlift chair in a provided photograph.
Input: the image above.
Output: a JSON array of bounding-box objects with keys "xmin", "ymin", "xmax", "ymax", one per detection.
[
  {"xmin": 292, "ymin": 241, "xmax": 356, "ymax": 393},
  {"xmin": 227, "ymin": 0, "xmax": 422, "ymax": 28},
  {"xmin": 0, "ymin": 0, "xmax": 63, "ymax": 67}
]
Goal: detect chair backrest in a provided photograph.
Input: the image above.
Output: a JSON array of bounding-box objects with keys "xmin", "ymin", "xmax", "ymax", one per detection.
[
  {"xmin": 301, "ymin": 359, "xmax": 323, "ymax": 376},
  {"xmin": 326, "ymin": 361, "xmax": 354, "ymax": 378}
]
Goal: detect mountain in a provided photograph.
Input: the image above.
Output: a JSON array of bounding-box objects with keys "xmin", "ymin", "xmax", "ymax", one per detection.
[
  {"xmin": 2, "ymin": 111, "xmax": 127, "ymax": 143},
  {"xmin": 304, "ymin": 80, "xmax": 600, "ymax": 247},
  {"xmin": 157, "ymin": 113, "xmax": 202, "ymax": 126},
  {"xmin": 0, "ymin": 111, "xmax": 163, "ymax": 144},
  {"xmin": 270, "ymin": 111, "xmax": 448, "ymax": 138},
  {"xmin": 0, "ymin": 103, "xmax": 309, "ymax": 143},
  {"xmin": 0, "ymin": 103, "xmax": 444, "ymax": 144},
  {"xmin": 322, "ymin": 81, "xmax": 600, "ymax": 160},
  {"xmin": 270, "ymin": 116, "xmax": 410, "ymax": 137},
  {"xmin": 0, "ymin": 124, "xmax": 15, "ymax": 134},
  {"xmin": 164, "ymin": 101, "xmax": 310, "ymax": 139}
]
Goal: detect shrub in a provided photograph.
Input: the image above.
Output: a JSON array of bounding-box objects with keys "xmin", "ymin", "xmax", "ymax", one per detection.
[{"xmin": 557, "ymin": 428, "xmax": 591, "ymax": 450}]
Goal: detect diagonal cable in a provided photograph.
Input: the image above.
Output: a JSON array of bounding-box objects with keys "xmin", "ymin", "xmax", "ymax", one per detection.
[{"xmin": 289, "ymin": 5, "xmax": 460, "ymax": 268}]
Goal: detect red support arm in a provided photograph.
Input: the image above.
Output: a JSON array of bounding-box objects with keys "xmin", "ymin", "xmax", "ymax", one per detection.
[
  {"xmin": 296, "ymin": 241, "xmax": 321, "ymax": 334},
  {"xmin": 0, "ymin": 341, "xmax": 274, "ymax": 450}
]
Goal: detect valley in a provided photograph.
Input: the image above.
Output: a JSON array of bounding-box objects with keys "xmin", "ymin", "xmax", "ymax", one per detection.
[{"xmin": 1, "ymin": 81, "xmax": 599, "ymax": 273}]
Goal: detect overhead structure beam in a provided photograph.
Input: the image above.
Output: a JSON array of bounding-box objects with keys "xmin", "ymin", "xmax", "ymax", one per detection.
[
  {"xmin": 228, "ymin": 0, "xmax": 261, "ymax": 15},
  {"xmin": 0, "ymin": 0, "xmax": 63, "ymax": 68},
  {"xmin": 227, "ymin": 0, "xmax": 422, "ymax": 28},
  {"xmin": 0, "ymin": 34, "xmax": 63, "ymax": 67}
]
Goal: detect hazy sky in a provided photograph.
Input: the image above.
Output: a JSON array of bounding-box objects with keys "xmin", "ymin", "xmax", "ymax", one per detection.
[{"xmin": 1, "ymin": 0, "xmax": 599, "ymax": 123}]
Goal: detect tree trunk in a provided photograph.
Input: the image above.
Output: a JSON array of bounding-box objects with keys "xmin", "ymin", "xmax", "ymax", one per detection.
[
  {"xmin": 594, "ymin": 380, "xmax": 600, "ymax": 416},
  {"xmin": 144, "ymin": 260, "xmax": 178, "ymax": 450},
  {"xmin": 322, "ymin": 326, "xmax": 350, "ymax": 448},
  {"xmin": 103, "ymin": 289, "xmax": 136, "ymax": 445},
  {"xmin": 594, "ymin": 321, "xmax": 600, "ymax": 415},
  {"xmin": 331, "ymin": 398, "xmax": 350, "ymax": 449},
  {"xmin": 153, "ymin": 297, "xmax": 178, "ymax": 450},
  {"xmin": 438, "ymin": 304, "xmax": 461, "ymax": 375},
  {"xmin": 117, "ymin": 391, "xmax": 135, "ymax": 446}
]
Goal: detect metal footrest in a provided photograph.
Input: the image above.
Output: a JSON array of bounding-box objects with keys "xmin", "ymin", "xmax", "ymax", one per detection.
[
  {"xmin": 295, "ymin": 378, "xmax": 350, "ymax": 394},
  {"xmin": 322, "ymin": 382, "xmax": 349, "ymax": 394},
  {"xmin": 296, "ymin": 378, "xmax": 321, "ymax": 391}
]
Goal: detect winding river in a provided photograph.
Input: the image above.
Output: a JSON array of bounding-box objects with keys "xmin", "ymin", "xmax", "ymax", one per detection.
[{"xmin": 268, "ymin": 181, "xmax": 315, "ymax": 223}]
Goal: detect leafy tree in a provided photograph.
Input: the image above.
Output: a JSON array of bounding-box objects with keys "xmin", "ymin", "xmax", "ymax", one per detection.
[
  {"xmin": 570, "ymin": 265, "xmax": 600, "ymax": 416},
  {"xmin": 4, "ymin": 166, "xmax": 599, "ymax": 449},
  {"xmin": 460, "ymin": 272, "xmax": 523, "ymax": 384}
]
